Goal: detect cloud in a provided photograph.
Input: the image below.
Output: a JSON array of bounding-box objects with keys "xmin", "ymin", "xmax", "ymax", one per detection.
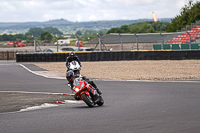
[{"xmin": 0, "ymin": 0, "xmax": 199, "ymax": 22}]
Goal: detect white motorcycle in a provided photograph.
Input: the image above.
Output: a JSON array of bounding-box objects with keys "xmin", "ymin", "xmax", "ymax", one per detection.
[{"xmin": 67, "ymin": 61, "xmax": 81, "ymax": 77}]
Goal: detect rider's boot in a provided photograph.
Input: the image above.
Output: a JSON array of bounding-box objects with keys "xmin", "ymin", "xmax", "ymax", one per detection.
[
  {"xmin": 88, "ymin": 81, "xmax": 102, "ymax": 95},
  {"xmin": 95, "ymin": 88, "xmax": 102, "ymax": 95},
  {"xmin": 67, "ymin": 81, "xmax": 74, "ymax": 93},
  {"xmin": 67, "ymin": 82, "xmax": 71, "ymax": 88}
]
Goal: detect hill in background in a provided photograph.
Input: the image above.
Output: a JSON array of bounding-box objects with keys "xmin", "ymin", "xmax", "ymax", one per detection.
[{"xmin": 0, "ymin": 18, "xmax": 171, "ymax": 34}]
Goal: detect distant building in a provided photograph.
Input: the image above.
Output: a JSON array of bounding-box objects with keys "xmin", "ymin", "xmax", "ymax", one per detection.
[{"xmin": 54, "ymin": 39, "xmax": 70, "ymax": 46}]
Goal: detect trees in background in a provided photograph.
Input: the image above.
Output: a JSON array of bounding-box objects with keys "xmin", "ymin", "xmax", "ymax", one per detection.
[
  {"xmin": 40, "ymin": 31, "xmax": 53, "ymax": 42},
  {"xmin": 28, "ymin": 27, "xmax": 44, "ymax": 36},
  {"xmin": 167, "ymin": 1, "xmax": 200, "ymax": 32},
  {"xmin": 0, "ymin": 27, "xmax": 62, "ymax": 42},
  {"xmin": 0, "ymin": 34, "xmax": 27, "ymax": 41},
  {"xmin": 106, "ymin": 21, "xmax": 169, "ymax": 34},
  {"xmin": 107, "ymin": 1, "xmax": 200, "ymax": 33},
  {"xmin": 75, "ymin": 30, "xmax": 82, "ymax": 36},
  {"xmin": 27, "ymin": 27, "xmax": 63, "ymax": 36}
]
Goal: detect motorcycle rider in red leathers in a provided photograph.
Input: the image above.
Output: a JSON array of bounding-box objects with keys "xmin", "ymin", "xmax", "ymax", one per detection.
[{"xmin": 66, "ymin": 71, "xmax": 102, "ymax": 100}]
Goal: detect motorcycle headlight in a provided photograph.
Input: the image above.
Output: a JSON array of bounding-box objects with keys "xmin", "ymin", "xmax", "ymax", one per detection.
[{"xmin": 75, "ymin": 88, "xmax": 79, "ymax": 92}]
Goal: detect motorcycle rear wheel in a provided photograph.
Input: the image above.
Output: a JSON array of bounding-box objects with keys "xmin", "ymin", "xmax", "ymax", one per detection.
[{"xmin": 81, "ymin": 93, "xmax": 95, "ymax": 107}]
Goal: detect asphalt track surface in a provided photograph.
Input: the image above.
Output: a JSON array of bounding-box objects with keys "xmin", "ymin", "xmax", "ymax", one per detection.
[{"xmin": 1, "ymin": 61, "xmax": 200, "ymax": 133}]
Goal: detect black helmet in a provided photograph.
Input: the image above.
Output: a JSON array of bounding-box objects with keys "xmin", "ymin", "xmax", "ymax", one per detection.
[
  {"xmin": 66, "ymin": 71, "xmax": 74, "ymax": 81},
  {"xmin": 69, "ymin": 52, "xmax": 75, "ymax": 57}
]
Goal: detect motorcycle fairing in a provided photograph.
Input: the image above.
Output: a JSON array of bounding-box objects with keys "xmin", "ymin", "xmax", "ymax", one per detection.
[{"xmin": 73, "ymin": 78, "xmax": 87, "ymax": 93}]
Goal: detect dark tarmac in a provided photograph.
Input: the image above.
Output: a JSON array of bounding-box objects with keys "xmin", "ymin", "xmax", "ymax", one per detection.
[{"xmin": 0, "ymin": 92, "xmax": 73, "ymax": 113}]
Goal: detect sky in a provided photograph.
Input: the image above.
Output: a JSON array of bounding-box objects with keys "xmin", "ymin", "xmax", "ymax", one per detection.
[{"xmin": 0, "ymin": 0, "xmax": 199, "ymax": 22}]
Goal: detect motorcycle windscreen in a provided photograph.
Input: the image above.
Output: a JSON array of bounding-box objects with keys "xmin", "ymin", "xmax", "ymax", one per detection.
[{"xmin": 71, "ymin": 61, "xmax": 77, "ymax": 65}]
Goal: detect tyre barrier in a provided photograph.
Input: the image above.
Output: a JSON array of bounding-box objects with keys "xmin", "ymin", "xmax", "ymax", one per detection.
[{"xmin": 16, "ymin": 50, "xmax": 200, "ymax": 62}]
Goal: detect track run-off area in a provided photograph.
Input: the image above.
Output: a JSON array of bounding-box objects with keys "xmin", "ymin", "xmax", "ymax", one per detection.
[{"xmin": 0, "ymin": 61, "xmax": 200, "ymax": 133}]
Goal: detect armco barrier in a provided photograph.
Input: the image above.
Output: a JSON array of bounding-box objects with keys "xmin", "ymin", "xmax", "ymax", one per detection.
[{"xmin": 16, "ymin": 50, "xmax": 200, "ymax": 62}]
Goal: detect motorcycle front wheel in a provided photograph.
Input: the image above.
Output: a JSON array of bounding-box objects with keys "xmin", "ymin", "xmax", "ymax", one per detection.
[
  {"xmin": 97, "ymin": 96, "xmax": 104, "ymax": 106},
  {"xmin": 81, "ymin": 93, "xmax": 95, "ymax": 107}
]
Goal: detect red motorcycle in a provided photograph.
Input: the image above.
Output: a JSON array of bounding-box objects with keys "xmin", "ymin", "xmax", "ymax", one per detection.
[{"xmin": 73, "ymin": 77, "xmax": 104, "ymax": 107}]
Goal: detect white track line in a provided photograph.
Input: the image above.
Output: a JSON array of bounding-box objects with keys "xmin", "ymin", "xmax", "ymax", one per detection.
[
  {"xmin": 20, "ymin": 103, "xmax": 58, "ymax": 112},
  {"xmin": 19, "ymin": 64, "xmax": 65, "ymax": 79},
  {"xmin": 64, "ymin": 100, "xmax": 84, "ymax": 104}
]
